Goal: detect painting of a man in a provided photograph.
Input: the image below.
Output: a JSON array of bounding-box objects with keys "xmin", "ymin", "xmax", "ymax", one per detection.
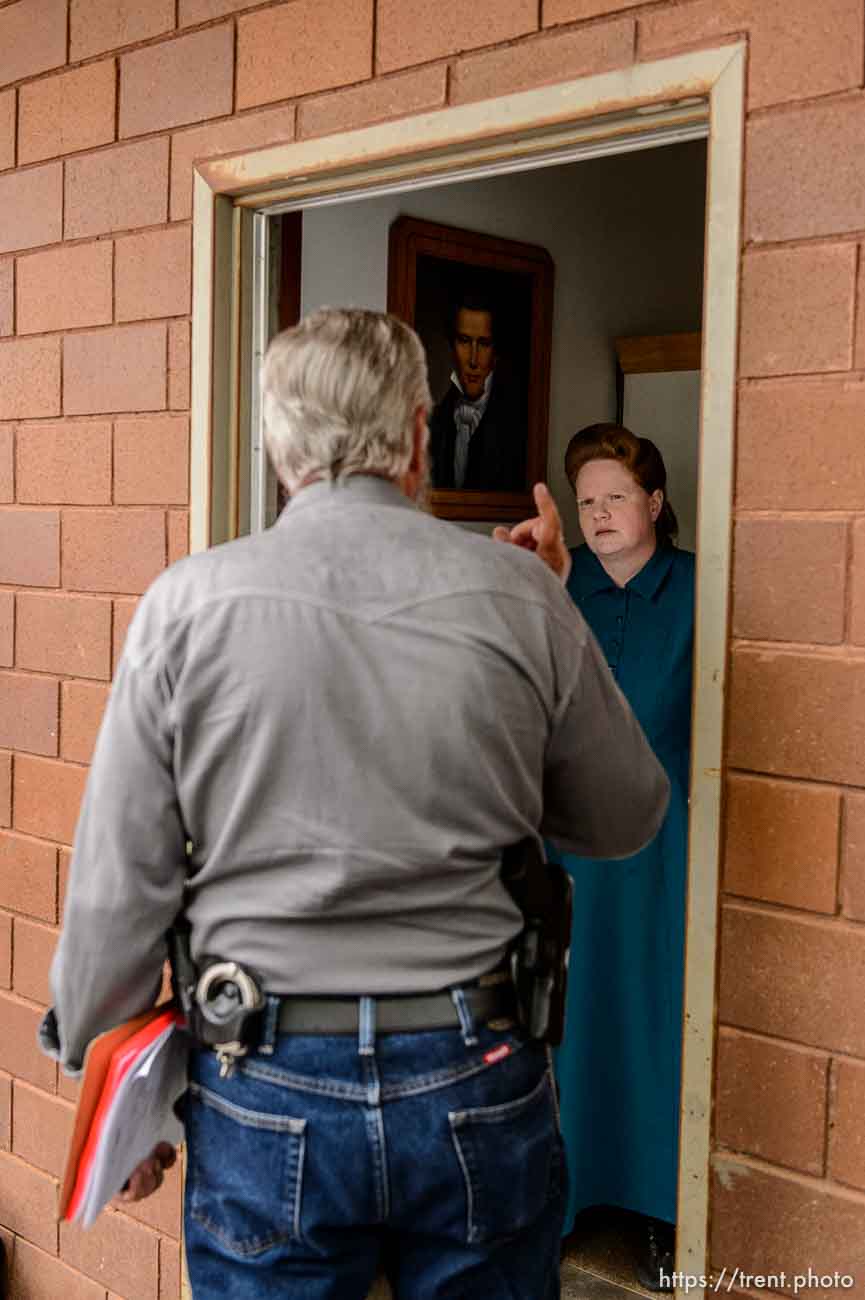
[{"xmin": 428, "ymin": 292, "xmax": 527, "ymax": 492}]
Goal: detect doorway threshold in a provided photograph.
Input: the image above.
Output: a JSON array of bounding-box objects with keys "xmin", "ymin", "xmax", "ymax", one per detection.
[{"xmin": 562, "ymin": 1261, "xmax": 652, "ymax": 1300}]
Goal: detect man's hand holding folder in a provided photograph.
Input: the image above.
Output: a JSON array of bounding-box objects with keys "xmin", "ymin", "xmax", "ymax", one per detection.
[{"xmin": 117, "ymin": 1140, "xmax": 177, "ymax": 1203}]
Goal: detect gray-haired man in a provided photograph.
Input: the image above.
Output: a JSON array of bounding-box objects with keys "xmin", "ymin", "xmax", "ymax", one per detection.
[{"xmin": 46, "ymin": 308, "xmax": 668, "ymax": 1299}]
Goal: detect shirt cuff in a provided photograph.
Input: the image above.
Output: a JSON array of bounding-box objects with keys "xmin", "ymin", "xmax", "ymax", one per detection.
[{"xmin": 38, "ymin": 1007, "xmax": 83, "ymax": 1079}]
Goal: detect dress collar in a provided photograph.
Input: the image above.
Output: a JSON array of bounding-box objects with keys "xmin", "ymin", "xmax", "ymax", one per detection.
[{"xmin": 570, "ymin": 543, "xmax": 676, "ymax": 601}]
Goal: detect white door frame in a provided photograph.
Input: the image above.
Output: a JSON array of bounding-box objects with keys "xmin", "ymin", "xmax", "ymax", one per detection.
[{"xmin": 188, "ymin": 44, "xmax": 745, "ymax": 1300}]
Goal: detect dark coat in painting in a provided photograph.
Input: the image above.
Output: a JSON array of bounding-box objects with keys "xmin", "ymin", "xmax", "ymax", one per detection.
[{"xmin": 428, "ymin": 378, "xmax": 526, "ymax": 491}]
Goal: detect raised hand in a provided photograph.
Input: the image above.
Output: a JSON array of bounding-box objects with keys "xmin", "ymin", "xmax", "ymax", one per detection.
[{"xmin": 493, "ymin": 483, "xmax": 572, "ymax": 583}]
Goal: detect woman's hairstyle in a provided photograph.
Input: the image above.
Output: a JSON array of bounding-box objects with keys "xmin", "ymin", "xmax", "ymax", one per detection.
[
  {"xmin": 564, "ymin": 422, "xmax": 679, "ymax": 547},
  {"xmin": 261, "ymin": 307, "xmax": 432, "ymax": 493}
]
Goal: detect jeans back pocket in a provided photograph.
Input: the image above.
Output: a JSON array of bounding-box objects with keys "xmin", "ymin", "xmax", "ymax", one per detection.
[
  {"xmin": 186, "ymin": 1080, "xmax": 307, "ymax": 1258},
  {"xmin": 448, "ymin": 1070, "xmax": 563, "ymax": 1245}
]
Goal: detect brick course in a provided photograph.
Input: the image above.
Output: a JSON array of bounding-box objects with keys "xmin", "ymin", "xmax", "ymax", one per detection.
[
  {"xmin": 64, "ymin": 324, "xmax": 167, "ymax": 417},
  {"xmin": 736, "ymin": 380, "xmax": 865, "ymax": 511},
  {"xmin": 0, "ymin": 261, "xmax": 12, "ymax": 337},
  {"xmin": 738, "ymin": 244, "xmax": 856, "ymax": 378},
  {"xmin": 746, "ymin": 96, "xmax": 865, "ymax": 244},
  {"xmin": 828, "ymin": 1059, "xmax": 865, "ymax": 1193},
  {"xmin": 0, "ymin": 672, "xmax": 58, "ymax": 758},
  {"xmin": 719, "ymin": 905, "xmax": 865, "ymax": 1057},
  {"xmin": 18, "ymin": 61, "xmax": 117, "ymax": 166},
  {"xmin": 114, "ymin": 416, "xmax": 190, "ymax": 505},
  {"xmin": 450, "ymin": 20, "xmax": 635, "ymax": 105},
  {"xmin": 13, "ymin": 755, "xmax": 87, "ymax": 846},
  {"xmin": 0, "ymin": 165, "xmax": 63, "ymax": 256},
  {"xmin": 0, "ymin": 831, "xmax": 57, "ymax": 922},
  {"xmin": 70, "ymin": 0, "xmax": 175, "ymax": 62},
  {"xmin": 0, "ymin": 0, "xmax": 68, "ymax": 89},
  {"xmin": 0, "ymin": 423, "xmax": 12, "ymax": 498},
  {"xmin": 0, "ymin": 996, "xmax": 55, "ymax": 1092},
  {"xmin": 711, "ymin": 1157, "xmax": 865, "ymax": 1289},
  {"xmin": 377, "ymin": 0, "xmax": 536, "ymax": 71},
  {"xmin": 11, "ymin": 1238, "xmax": 105, "ymax": 1300},
  {"xmin": 0, "ymin": 1149, "xmax": 58, "ymax": 1253},
  {"xmin": 16, "ymin": 242, "xmax": 114, "ymax": 336},
  {"xmin": 62, "ymin": 508, "xmax": 166, "ymax": 594},
  {"xmin": 723, "ymin": 774, "xmax": 840, "ymax": 914},
  {"xmin": 728, "ymin": 650, "xmax": 865, "ymax": 786},
  {"xmin": 841, "ymin": 794, "xmax": 865, "ymax": 923},
  {"xmin": 115, "ymin": 228, "xmax": 192, "ymax": 323},
  {"xmin": 236, "ymin": 0, "xmax": 374, "ymax": 110},
  {"xmin": 638, "ymin": 0, "xmax": 864, "ymax": 111},
  {"xmin": 0, "ymin": 918, "xmax": 10, "ymax": 990},
  {"xmin": 65, "ymin": 139, "xmax": 169, "ymax": 242},
  {"xmin": 0, "ymin": 508, "xmax": 60, "ymax": 587},
  {"xmin": 16, "ymin": 592, "xmax": 112, "ymax": 680},
  {"xmin": 119, "ymin": 25, "xmax": 234, "ymax": 139},
  {"xmin": 731, "ymin": 518, "xmax": 848, "ymax": 645},
  {"xmin": 715, "ymin": 1029, "xmax": 828, "ymax": 1175},
  {"xmin": 12, "ymin": 918, "xmax": 57, "ymax": 1006},
  {"xmin": 60, "ymin": 1211, "xmax": 160, "ymax": 1298},
  {"xmin": 0, "ymin": 92, "xmax": 15, "ymax": 173},
  {"xmin": 15, "ymin": 422, "xmax": 113, "ymax": 507},
  {"xmin": 0, "ymin": 338, "xmax": 61, "ymax": 419},
  {"xmin": 60, "ymin": 680, "xmax": 110, "ymax": 764},
  {"xmin": 0, "ymin": 591, "xmax": 11, "ymax": 667}
]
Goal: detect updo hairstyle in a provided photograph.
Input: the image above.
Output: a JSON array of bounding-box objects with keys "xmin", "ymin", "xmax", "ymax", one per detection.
[{"xmin": 564, "ymin": 422, "xmax": 679, "ymax": 548}]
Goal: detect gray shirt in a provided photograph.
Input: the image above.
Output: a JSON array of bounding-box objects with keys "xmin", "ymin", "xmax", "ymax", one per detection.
[{"xmin": 50, "ymin": 475, "xmax": 669, "ymax": 1071}]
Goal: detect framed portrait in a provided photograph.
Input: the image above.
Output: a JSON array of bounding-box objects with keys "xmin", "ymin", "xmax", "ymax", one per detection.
[{"xmin": 387, "ymin": 216, "xmax": 554, "ymax": 521}]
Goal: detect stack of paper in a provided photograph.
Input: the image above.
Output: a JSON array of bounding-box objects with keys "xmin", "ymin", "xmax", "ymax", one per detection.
[{"xmin": 60, "ymin": 1008, "xmax": 188, "ymax": 1229}]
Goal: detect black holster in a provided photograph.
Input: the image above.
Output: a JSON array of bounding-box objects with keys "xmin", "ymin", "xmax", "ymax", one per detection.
[{"xmin": 502, "ymin": 838, "xmax": 572, "ymax": 1045}]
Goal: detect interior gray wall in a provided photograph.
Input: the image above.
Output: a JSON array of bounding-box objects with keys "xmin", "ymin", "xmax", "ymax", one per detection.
[{"xmin": 300, "ymin": 139, "xmax": 706, "ymax": 544}]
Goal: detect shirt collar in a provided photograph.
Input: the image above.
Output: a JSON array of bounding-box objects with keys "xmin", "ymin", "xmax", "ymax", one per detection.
[
  {"xmin": 277, "ymin": 473, "xmax": 416, "ymax": 523},
  {"xmin": 572, "ymin": 542, "xmax": 676, "ymax": 600},
  {"xmin": 450, "ymin": 370, "xmax": 494, "ymax": 411}
]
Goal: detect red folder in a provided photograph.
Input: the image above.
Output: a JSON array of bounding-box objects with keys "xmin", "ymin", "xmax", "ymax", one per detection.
[{"xmin": 58, "ymin": 1007, "xmax": 180, "ymax": 1222}]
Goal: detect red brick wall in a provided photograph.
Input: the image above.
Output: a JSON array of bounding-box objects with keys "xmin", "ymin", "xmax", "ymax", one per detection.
[{"xmin": 0, "ymin": 0, "xmax": 864, "ymax": 1295}]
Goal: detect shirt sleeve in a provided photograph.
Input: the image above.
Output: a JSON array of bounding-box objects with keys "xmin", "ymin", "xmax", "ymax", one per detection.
[
  {"xmin": 541, "ymin": 621, "xmax": 670, "ymax": 858},
  {"xmin": 47, "ymin": 644, "xmax": 188, "ymax": 1074}
]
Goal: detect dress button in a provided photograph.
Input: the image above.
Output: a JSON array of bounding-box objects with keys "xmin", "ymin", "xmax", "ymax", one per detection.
[{"xmin": 616, "ymin": 615, "xmax": 623, "ymax": 624}]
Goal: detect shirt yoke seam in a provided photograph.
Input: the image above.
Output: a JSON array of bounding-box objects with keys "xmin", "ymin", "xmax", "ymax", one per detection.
[{"xmin": 124, "ymin": 584, "xmax": 586, "ymax": 672}]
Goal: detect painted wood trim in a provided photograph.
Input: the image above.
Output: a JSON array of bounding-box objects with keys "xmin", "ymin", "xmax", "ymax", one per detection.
[{"xmin": 675, "ymin": 45, "xmax": 745, "ymax": 1300}]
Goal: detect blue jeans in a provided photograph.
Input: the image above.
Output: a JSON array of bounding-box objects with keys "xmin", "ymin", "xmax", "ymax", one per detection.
[{"xmin": 183, "ymin": 997, "xmax": 566, "ymax": 1299}]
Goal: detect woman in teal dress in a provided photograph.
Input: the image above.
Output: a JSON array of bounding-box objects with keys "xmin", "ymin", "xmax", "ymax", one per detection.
[{"xmin": 552, "ymin": 423, "xmax": 694, "ymax": 1288}]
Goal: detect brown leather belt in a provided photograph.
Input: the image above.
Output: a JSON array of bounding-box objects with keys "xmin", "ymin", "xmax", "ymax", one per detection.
[{"xmin": 273, "ymin": 980, "xmax": 516, "ymax": 1035}]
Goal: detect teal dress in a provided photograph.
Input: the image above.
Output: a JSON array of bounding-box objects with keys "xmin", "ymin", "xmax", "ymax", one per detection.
[{"xmin": 552, "ymin": 542, "xmax": 694, "ymax": 1231}]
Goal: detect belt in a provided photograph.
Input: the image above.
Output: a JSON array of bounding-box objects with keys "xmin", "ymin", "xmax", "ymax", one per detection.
[{"xmin": 272, "ymin": 981, "xmax": 516, "ymax": 1035}]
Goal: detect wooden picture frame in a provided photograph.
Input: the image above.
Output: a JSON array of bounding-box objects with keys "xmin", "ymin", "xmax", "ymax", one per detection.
[{"xmin": 387, "ymin": 216, "xmax": 554, "ymax": 521}]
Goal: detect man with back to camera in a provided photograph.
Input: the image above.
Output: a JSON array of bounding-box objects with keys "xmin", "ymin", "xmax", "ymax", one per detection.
[
  {"xmin": 429, "ymin": 292, "xmax": 527, "ymax": 491},
  {"xmin": 44, "ymin": 308, "xmax": 669, "ymax": 1299}
]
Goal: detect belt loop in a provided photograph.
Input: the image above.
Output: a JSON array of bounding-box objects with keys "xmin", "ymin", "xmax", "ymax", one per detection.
[
  {"xmin": 258, "ymin": 995, "xmax": 280, "ymax": 1055},
  {"xmin": 450, "ymin": 988, "xmax": 478, "ymax": 1047},
  {"xmin": 358, "ymin": 996, "xmax": 376, "ymax": 1057}
]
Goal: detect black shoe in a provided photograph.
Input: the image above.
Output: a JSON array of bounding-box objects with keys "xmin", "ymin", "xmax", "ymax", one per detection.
[{"xmin": 635, "ymin": 1217, "xmax": 675, "ymax": 1293}]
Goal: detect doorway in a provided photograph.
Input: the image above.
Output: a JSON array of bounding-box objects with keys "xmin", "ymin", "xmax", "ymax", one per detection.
[
  {"xmin": 188, "ymin": 46, "xmax": 745, "ymax": 1300},
  {"xmin": 264, "ymin": 137, "xmax": 706, "ymax": 1299}
]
